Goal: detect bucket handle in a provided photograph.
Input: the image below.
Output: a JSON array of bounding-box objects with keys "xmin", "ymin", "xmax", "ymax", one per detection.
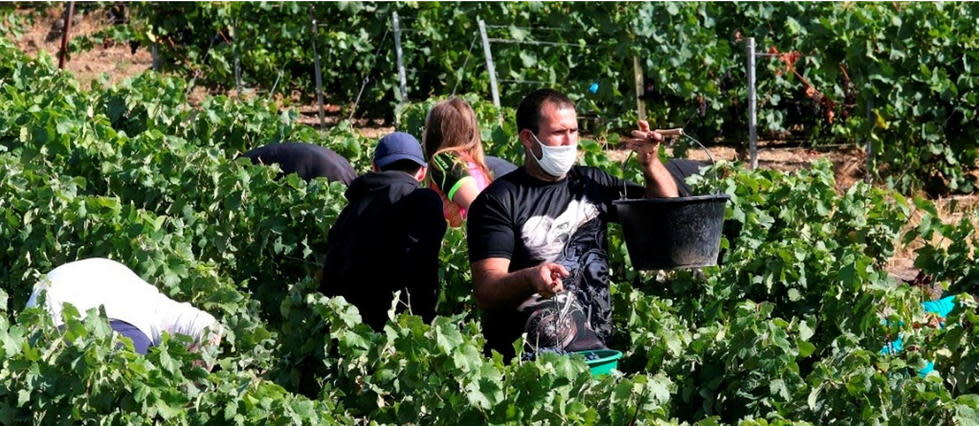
[{"xmin": 619, "ymin": 128, "xmax": 716, "ymax": 200}]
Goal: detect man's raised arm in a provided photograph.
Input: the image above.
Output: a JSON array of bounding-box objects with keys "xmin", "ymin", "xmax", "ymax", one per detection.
[{"xmin": 624, "ymin": 120, "xmax": 680, "ymax": 198}]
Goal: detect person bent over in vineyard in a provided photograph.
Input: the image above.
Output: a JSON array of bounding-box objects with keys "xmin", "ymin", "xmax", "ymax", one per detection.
[
  {"xmin": 241, "ymin": 142, "xmax": 358, "ymax": 185},
  {"xmin": 320, "ymin": 132, "xmax": 447, "ymax": 330},
  {"xmin": 26, "ymin": 258, "xmax": 224, "ymax": 358},
  {"xmin": 467, "ymin": 88, "xmax": 682, "ymax": 361}
]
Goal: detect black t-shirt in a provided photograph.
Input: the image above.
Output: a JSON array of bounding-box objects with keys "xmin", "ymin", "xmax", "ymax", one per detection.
[
  {"xmin": 242, "ymin": 142, "xmax": 357, "ymax": 185},
  {"xmin": 467, "ymin": 165, "xmax": 644, "ymax": 358},
  {"xmin": 429, "ymin": 153, "xmax": 473, "ymax": 198}
]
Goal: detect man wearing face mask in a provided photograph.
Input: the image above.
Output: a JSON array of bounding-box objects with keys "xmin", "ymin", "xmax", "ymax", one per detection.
[{"xmin": 466, "ymin": 89, "xmax": 679, "ymax": 360}]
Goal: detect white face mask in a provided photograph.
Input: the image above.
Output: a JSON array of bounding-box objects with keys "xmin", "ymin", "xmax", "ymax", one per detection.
[{"xmin": 530, "ymin": 132, "xmax": 577, "ymax": 177}]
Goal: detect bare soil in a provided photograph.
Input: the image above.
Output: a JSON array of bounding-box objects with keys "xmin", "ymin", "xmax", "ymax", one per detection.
[
  {"xmin": 10, "ymin": 6, "xmax": 979, "ymax": 283},
  {"xmin": 13, "ymin": 6, "xmax": 153, "ymax": 89}
]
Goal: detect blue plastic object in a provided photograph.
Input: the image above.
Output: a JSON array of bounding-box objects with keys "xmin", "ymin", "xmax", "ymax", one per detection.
[
  {"xmin": 922, "ymin": 296, "xmax": 956, "ymax": 318},
  {"xmin": 880, "ymin": 335, "xmax": 904, "ymax": 355},
  {"xmin": 588, "ymin": 82, "xmax": 599, "ymax": 94},
  {"xmin": 878, "ymin": 295, "xmax": 958, "ymax": 377},
  {"xmin": 918, "ymin": 361, "xmax": 935, "ymax": 377}
]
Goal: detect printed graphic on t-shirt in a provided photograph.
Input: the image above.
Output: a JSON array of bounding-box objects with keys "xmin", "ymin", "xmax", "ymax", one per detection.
[
  {"xmin": 521, "ymin": 292, "xmax": 602, "ymax": 352},
  {"xmin": 555, "ymin": 218, "xmax": 612, "ymax": 340},
  {"xmin": 520, "ymin": 198, "xmax": 600, "ymax": 263},
  {"xmin": 517, "ymin": 197, "xmax": 611, "ymax": 350}
]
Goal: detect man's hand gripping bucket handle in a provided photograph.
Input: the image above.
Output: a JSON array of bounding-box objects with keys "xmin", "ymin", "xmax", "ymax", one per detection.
[{"xmin": 619, "ymin": 128, "xmax": 716, "ymax": 200}]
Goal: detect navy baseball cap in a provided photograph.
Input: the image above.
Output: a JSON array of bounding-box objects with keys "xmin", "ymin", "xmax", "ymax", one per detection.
[{"xmin": 374, "ymin": 132, "xmax": 426, "ymax": 168}]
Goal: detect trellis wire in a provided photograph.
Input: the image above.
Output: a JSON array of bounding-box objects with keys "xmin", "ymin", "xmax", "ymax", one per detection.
[
  {"xmin": 499, "ymin": 79, "xmax": 549, "ymax": 84},
  {"xmin": 450, "ymin": 33, "xmax": 480, "ymax": 96},
  {"xmin": 348, "ymin": 25, "xmax": 391, "ymax": 121},
  {"xmin": 485, "ymin": 25, "xmax": 567, "ymax": 32},
  {"xmin": 487, "ymin": 38, "xmax": 582, "ymax": 48},
  {"xmin": 745, "ymin": 37, "xmax": 862, "ymax": 178},
  {"xmin": 183, "ymin": 35, "xmax": 218, "ymax": 99},
  {"xmin": 165, "ymin": 14, "xmax": 859, "ymax": 176},
  {"xmin": 618, "ymin": 131, "xmax": 716, "ymax": 199},
  {"xmin": 266, "ymin": 60, "xmax": 288, "ymax": 102},
  {"xmin": 479, "ymin": 19, "xmax": 589, "ymax": 116}
]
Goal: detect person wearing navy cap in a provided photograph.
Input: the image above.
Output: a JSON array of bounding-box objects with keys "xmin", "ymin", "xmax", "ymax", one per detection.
[{"xmin": 320, "ymin": 132, "xmax": 447, "ymax": 330}]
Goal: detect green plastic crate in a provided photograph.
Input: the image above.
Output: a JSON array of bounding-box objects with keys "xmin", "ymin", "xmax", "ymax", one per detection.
[{"xmin": 576, "ymin": 349, "xmax": 623, "ymax": 376}]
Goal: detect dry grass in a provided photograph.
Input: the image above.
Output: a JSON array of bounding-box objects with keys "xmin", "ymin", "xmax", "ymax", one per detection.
[
  {"xmin": 12, "ymin": 6, "xmax": 153, "ymax": 90},
  {"xmin": 889, "ymin": 195, "xmax": 979, "ymax": 282}
]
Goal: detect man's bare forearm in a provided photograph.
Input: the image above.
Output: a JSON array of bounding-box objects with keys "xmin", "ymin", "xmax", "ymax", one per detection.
[
  {"xmin": 642, "ymin": 159, "xmax": 679, "ymax": 198},
  {"xmin": 472, "ymin": 265, "xmax": 535, "ymax": 311}
]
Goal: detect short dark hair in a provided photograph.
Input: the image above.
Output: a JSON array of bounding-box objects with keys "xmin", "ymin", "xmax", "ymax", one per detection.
[
  {"xmin": 516, "ymin": 89, "xmax": 575, "ymax": 134},
  {"xmin": 380, "ymin": 159, "xmax": 422, "ymax": 174}
]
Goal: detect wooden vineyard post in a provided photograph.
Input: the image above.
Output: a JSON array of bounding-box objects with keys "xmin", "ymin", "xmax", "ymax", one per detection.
[
  {"xmin": 633, "ymin": 56, "xmax": 647, "ymax": 122},
  {"xmin": 308, "ymin": 6, "xmax": 327, "ymax": 131},
  {"xmin": 746, "ymin": 37, "xmax": 758, "ymax": 170},
  {"xmin": 151, "ymin": 44, "xmax": 161, "ymax": 71},
  {"xmin": 478, "ymin": 18, "xmax": 502, "ymax": 120},
  {"xmin": 57, "ymin": 2, "xmax": 76, "ymax": 69},
  {"xmin": 230, "ymin": 25, "xmax": 242, "ymax": 95},
  {"xmin": 392, "ymin": 12, "xmax": 409, "ymax": 104},
  {"xmin": 866, "ymin": 98, "xmax": 874, "ymax": 183}
]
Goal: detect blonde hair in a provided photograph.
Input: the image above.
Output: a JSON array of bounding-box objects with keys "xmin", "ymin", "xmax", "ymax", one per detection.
[{"xmin": 422, "ymin": 98, "xmax": 492, "ymax": 183}]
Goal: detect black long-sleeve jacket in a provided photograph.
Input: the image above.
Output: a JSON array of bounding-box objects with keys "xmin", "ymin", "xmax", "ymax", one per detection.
[{"xmin": 320, "ymin": 171, "xmax": 447, "ymax": 330}]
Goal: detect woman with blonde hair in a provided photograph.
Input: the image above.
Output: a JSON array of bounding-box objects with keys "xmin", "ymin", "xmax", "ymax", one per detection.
[{"xmin": 424, "ymin": 98, "xmax": 513, "ymax": 227}]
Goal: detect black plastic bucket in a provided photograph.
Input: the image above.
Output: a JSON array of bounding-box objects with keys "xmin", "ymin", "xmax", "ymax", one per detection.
[{"xmin": 613, "ymin": 194, "xmax": 730, "ymax": 270}]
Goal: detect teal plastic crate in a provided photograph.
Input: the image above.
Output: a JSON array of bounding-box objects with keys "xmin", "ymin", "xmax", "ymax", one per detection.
[{"xmin": 575, "ymin": 349, "xmax": 623, "ymax": 376}]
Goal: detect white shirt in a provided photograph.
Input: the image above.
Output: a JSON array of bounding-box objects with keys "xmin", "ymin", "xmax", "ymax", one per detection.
[{"xmin": 25, "ymin": 258, "xmax": 218, "ymax": 346}]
